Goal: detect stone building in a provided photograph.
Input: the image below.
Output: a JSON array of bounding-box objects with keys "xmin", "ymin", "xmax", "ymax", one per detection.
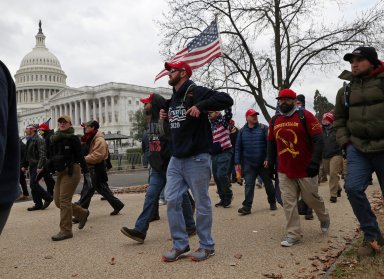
[{"xmin": 16, "ymin": 21, "xmax": 171, "ymax": 137}]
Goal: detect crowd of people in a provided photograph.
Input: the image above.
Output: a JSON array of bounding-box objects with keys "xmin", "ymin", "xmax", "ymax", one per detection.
[{"xmin": 1, "ymin": 45, "xmax": 383, "ymax": 262}]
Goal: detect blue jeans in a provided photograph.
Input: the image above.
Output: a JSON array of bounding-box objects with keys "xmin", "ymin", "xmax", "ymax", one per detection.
[
  {"xmin": 29, "ymin": 164, "xmax": 52, "ymax": 207},
  {"xmin": 165, "ymin": 153, "xmax": 214, "ymax": 250},
  {"xmin": 242, "ymin": 164, "xmax": 276, "ymax": 210},
  {"xmin": 135, "ymin": 169, "xmax": 195, "ymax": 235},
  {"xmin": 212, "ymin": 149, "xmax": 233, "ymax": 202},
  {"xmin": 345, "ymin": 144, "xmax": 384, "ymax": 241}
]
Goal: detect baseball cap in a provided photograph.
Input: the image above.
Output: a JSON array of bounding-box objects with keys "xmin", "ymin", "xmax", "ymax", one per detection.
[
  {"xmin": 140, "ymin": 92, "xmax": 154, "ymax": 104},
  {"xmin": 343, "ymin": 46, "xmax": 380, "ymax": 68},
  {"xmin": 85, "ymin": 120, "xmax": 100, "ymax": 130},
  {"xmin": 164, "ymin": 61, "xmax": 192, "ymax": 77},
  {"xmin": 57, "ymin": 115, "xmax": 72, "ymax": 123},
  {"xmin": 245, "ymin": 109, "xmax": 259, "ymax": 117},
  {"xmin": 38, "ymin": 123, "xmax": 49, "ymax": 131},
  {"xmin": 322, "ymin": 112, "xmax": 334, "ymax": 124},
  {"xmin": 26, "ymin": 124, "xmax": 39, "ymax": 130},
  {"xmin": 276, "ymin": 88, "xmax": 297, "ymax": 99}
]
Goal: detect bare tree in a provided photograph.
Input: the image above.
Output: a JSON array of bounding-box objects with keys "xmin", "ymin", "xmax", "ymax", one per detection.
[{"xmin": 158, "ymin": 0, "xmax": 384, "ymax": 120}]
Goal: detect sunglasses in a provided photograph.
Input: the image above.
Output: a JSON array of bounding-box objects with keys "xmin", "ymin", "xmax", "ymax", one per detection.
[{"xmin": 169, "ymin": 68, "xmax": 185, "ymax": 74}]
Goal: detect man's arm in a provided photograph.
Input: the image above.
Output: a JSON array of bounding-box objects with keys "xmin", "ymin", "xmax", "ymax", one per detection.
[
  {"xmin": 194, "ymin": 88, "xmax": 234, "ymax": 112},
  {"xmin": 0, "ymin": 65, "xmax": 8, "ymax": 172},
  {"xmin": 334, "ymin": 87, "xmax": 350, "ymax": 147},
  {"xmin": 37, "ymin": 137, "xmax": 47, "ymax": 169}
]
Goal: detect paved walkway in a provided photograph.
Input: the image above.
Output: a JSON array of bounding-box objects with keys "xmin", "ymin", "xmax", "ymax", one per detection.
[{"xmin": 2, "ymin": 180, "xmax": 379, "ymax": 279}]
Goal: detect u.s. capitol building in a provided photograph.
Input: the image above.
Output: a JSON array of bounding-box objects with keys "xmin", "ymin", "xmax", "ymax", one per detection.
[{"xmin": 16, "ymin": 21, "xmax": 171, "ymax": 137}]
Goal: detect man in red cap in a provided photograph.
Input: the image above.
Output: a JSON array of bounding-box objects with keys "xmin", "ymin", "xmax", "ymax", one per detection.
[
  {"xmin": 159, "ymin": 60, "xmax": 233, "ymax": 262},
  {"xmin": 334, "ymin": 46, "xmax": 384, "ymax": 258},
  {"xmin": 38, "ymin": 122, "xmax": 55, "ymax": 196},
  {"xmin": 235, "ymin": 109, "xmax": 277, "ymax": 215},
  {"xmin": 267, "ymin": 88, "xmax": 330, "ymax": 247},
  {"xmin": 321, "ymin": 112, "xmax": 342, "ymax": 203},
  {"xmin": 22, "ymin": 124, "xmax": 53, "ymax": 211}
]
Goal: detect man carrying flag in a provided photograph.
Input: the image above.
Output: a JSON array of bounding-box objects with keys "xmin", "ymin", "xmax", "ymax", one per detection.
[{"xmin": 159, "ymin": 59, "xmax": 233, "ymax": 262}]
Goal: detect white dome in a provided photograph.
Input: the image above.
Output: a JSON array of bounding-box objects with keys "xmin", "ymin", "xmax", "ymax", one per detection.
[{"xmin": 15, "ymin": 21, "xmax": 67, "ymax": 88}]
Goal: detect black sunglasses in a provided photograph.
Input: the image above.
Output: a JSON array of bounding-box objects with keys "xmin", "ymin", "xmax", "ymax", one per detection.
[{"xmin": 169, "ymin": 68, "xmax": 185, "ymax": 74}]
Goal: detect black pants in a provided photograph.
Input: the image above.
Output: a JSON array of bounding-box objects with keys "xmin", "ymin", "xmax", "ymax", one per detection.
[
  {"xmin": 43, "ymin": 172, "xmax": 55, "ymax": 196},
  {"xmin": 20, "ymin": 170, "xmax": 29, "ymax": 196},
  {"xmin": 0, "ymin": 203, "xmax": 12, "ymax": 234},
  {"xmin": 78, "ymin": 168, "xmax": 124, "ymax": 210}
]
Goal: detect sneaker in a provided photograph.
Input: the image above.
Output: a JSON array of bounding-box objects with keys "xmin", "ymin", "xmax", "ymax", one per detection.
[
  {"xmin": 162, "ymin": 246, "xmax": 190, "ymax": 262},
  {"xmin": 222, "ymin": 200, "xmax": 232, "ymax": 208},
  {"xmin": 305, "ymin": 213, "xmax": 314, "ymax": 220},
  {"xmin": 42, "ymin": 197, "xmax": 53, "ymax": 209},
  {"xmin": 159, "ymin": 199, "xmax": 167, "ymax": 206},
  {"xmin": 320, "ymin": 219, "xmax": 330, "ymax": 233},
  {"xmin": 357, "ymin": 237, "xmax": 384, "ymax": 259},
  {"xmin": 110, "ymin": 203, "xmax": 125, "ymax": 216},
  {"xmin": 281, "ymin": 236, "xmax": 300, "ymax": 247},
  {"xmin": 120, "ymin": 227, "xmax": 145, "ymax": 243},
  {"xmin": 186, "ymin": 227, "xmax": 197, "ymax": 237},
  {"xmin": 238, "ymin": 207, "xmax": 251, "ymax": 215},
  {"xmin": 215, "ymin": 200, "xmax": 224, "ymax": 207},
  {"xmin": 27, "ymin": 205, "xmax": 43, "ymax": 211},
  {"xmin": 337, "ymin": 189, "xmax": 342, "ymax": 197},
  {"xmin": 330, "ymin": 196, "xmax": 337, "ymax": 203},
  {"xmin": 256, "ymin": 183, "xmax": 262, "ymax": 189},
  {"xmin": 190, "ymin": 248, "xmax": 215, "ymax": 261},
  {"xmin": 78, "ymin": 210, "xmax": 90, "ymax": 230},
  {"xmin": 51, "ymin": 232, "xmax": 73, "ymax": 241},
  {"xmin": 270, "ymin": 203, "xmax": 277, "ymax": 210}
]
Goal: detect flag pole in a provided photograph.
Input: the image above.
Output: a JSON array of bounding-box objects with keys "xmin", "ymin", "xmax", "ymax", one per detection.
[{"xmin": 215, "ymin": 16, "xmax": 229, "ymax": 95}]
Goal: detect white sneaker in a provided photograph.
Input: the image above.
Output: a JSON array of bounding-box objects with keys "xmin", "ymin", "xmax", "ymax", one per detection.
[
  {"xmin": 320, "ymin": 220, "xmax": 330, "ymax": 233},
  {"xmin": 159, "ymin": 199, "xmax": 166, "ymax": 206},
  {"xmin": 281, "ymin": 236, "xmax": 300, "ymax": 247}
]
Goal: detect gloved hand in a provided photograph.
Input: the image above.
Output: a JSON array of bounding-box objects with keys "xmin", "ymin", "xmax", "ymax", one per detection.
[
  {"xmin": 83, "ymin": 172, "xmax": 93, "ymax": 189},
  {"xmin": 307, "ymin": 162, "xmax": 320, "ymax": 178}
]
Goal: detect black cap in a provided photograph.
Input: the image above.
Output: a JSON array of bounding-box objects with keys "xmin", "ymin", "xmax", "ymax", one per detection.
[
  {"xmin": 343, "ymin": 46, "xmax": 380, "ymax": 68},
  {"xmin": 85, "ymin": 120, "xmax": 100, "ymax": 130},
  {"xmin": 296, "ymin": 94, "xmax": 305, "ymax": 107}
]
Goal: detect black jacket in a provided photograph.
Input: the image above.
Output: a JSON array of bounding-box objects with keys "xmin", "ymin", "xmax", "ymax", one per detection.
[
  {"xmin": 322, "ymin": 126, "xmax": 342, "ymax": 159},
  {"xmin": 0, "ymin": 61, "xmax": 20, "ymax": 206},
  {"xmin": 167, "ymin": 79, "xmax": 234, "ymax": 158},
  {"xmin": 147, "ymin": 94, "xmax": 171, "ymax": 171}
]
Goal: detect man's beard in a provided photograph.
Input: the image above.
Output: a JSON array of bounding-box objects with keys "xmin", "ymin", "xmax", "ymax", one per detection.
[
  {"xmin": 168, "ymin": 74, "xmax": 181, "ymax": 86},
  {"xmin": 145, "ymin": 108, "xmax": 152, "ymax": 116},
  {"xmin": 279, "ymin": 103, "xmax": 295, "ymax": 113}
]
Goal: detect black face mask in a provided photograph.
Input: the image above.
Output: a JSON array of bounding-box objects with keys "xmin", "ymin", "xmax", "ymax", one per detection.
[{"xmin": 280, "ymin": 103, "xmax": 295, "ymax": 113}]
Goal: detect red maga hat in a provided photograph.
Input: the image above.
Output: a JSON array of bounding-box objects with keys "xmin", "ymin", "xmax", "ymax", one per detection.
[
  {"xmin": 140, "ymin": 93, "xmax": 154, "ymax": 104},
  {"xmin": 164, "ymin": 61, "xmax": 192, "ymax": 77},
  {"xmin": 245, "ymin": 109, "xmax": 259, "ymax": 117},
  {"xmin": 276, "ymin": 88, "xmax": 297, "ymax": 99},
  {"xmin": 322, "ymin": 112, "xmax": 334, "ymax": 124},
  {"xmin": 38, "ymin": 123, "xmax": 49, "ymax": 131}
]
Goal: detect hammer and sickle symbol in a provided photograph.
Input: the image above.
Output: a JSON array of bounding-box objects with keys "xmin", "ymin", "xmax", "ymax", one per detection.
[{"xmin": 275, "ymin": 128, "xmax": 300, "ymax": 158}]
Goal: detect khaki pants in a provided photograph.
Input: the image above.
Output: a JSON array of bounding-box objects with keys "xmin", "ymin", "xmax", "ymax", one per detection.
[
  {"xmin": 279, "ymin": 173, "xmax": 330, "ymax": 239},
  {"xmin": 323, "ymin": 155, "xmax": 343, "ymax": 198},
  {"xmin": 54, "ymin": 164, "xmax": 87, "ymax": 234}
]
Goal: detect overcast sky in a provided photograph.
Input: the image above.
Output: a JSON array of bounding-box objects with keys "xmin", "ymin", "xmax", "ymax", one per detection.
[{"xmin": 0, "ymin": 0, "xmax": 378, "ymax": 124}]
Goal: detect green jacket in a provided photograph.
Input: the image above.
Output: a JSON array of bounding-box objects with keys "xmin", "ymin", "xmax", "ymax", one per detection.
[{"xmin": 334, "ymin": 66, "xmax": 384, "ymax": 153}]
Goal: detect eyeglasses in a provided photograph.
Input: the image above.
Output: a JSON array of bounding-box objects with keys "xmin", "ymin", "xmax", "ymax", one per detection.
[{"xmin": 168, "ymin": 68, "xmax": 184, "ymax": 74}]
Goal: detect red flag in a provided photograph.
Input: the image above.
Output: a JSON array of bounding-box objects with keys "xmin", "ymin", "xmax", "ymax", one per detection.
[{"xmin": 155, "ymin": 20, "xmax": 223, "ymax": 81}]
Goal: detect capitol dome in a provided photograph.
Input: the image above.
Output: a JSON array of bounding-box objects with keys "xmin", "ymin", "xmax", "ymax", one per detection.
[{"xmin": 15, "ymin": 21, "xmax": 67, "ymax": 110}]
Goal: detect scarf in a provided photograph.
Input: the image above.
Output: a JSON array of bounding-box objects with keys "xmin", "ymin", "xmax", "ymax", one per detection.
[
  {"xmin": 81, "ymin": 129, "xmax": 98, "ymax": 145},
  {"xmin": 51, "ymin": 127, "xmax": 75, "ymax": 143}
]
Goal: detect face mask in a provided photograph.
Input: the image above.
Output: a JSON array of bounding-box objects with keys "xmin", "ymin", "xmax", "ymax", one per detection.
[{"xmin": 279, "ymin": 103, "xmax": 295, "ymax": 113}]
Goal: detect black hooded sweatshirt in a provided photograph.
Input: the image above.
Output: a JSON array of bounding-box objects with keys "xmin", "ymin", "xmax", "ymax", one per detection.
[
  {"xmin": 147, "ymin": 93, "xmax": 171, "ymax": 171},
  {"xmin": 167, "ymin": 79, "xmax": 234, "ymax": 158}
]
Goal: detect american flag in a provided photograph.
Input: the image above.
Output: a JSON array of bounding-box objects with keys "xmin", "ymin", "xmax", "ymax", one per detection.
[{"xmin": 155, "ymin": 20, "xmax": 223, "ymax": 81}]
